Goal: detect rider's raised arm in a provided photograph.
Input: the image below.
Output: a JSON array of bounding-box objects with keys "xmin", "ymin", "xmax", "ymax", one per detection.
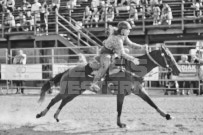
[
  {"xmin": 115, "ymin": 39, "xmax": 135, "ymax": 61},
  {"xmin": 124, "ymin": 37, "xmax": 143, "ymax": 49}
]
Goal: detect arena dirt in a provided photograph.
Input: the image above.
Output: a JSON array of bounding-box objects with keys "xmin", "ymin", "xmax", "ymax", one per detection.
[{"xmin": 0, "ymin": 94, "xmax": 203, "ymax": 135}]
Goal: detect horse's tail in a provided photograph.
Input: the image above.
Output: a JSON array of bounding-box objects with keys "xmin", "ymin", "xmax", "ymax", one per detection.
[{"xmin": 38, "ymin": 69, "xmax": 69, "ymax": 103}]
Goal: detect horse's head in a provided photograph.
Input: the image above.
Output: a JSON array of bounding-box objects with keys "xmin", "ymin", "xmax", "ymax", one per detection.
[{"xmin": 159, "ymin": 45, "xmax": 180, "ymax": 75}]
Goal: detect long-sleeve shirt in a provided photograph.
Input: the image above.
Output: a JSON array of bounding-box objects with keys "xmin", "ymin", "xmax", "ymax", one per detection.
[{"xmin": 103, "ymin": 35, "xmax": 142, "ymax": 61}]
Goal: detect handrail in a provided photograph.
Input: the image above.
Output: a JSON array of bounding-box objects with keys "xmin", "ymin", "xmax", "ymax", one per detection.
[
  {"xmin": 57, "ymin": 13, "xmax": 102, "ymax": 47},
  {"xmin": 57, "ymin": 21, "xmax": 91, "ymax": 47},
  {"xmin": 67, "ymin": 16, "xmax": 103, "ymax": 45}
]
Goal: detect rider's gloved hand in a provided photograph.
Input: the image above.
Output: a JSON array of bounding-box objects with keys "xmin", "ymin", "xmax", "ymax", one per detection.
[{"xmin": 132, "ymin": 58, "xmax": 140, "ymax": 65}]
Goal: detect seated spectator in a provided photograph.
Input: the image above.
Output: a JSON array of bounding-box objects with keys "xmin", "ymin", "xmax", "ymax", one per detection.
[
  {"xmin": 6, "ymin": 0, "xmax": 15, "ymax": 12},
  {"xmin": 150, "ymin": 0, "xmax": 159, "ymax": 9},
  {"xmin": 4, "ymin": 9, "xmax": 15, "ymax": 32},
  {"xmin": 52, "ymin": 0, "xmax": 60, "ymax": 12},
  {"xmin": 160, "ymin": 3, "xmax": 173, "ymax": 25},
  {"xmin": 106, "ymin": 6, "xmax": 115, "ymax": 22},
  {"xmin": 21, "ymin": 0, "xmax": 31, "ymax": 12},
  {"xmin": 100, "ymin": 3, "xmax": 108, "ymax": 22},
  {"xmin": 115, "ymin": 0, "xmax": 130, "ymax": 16},
  {"xmin": 139, "ymin": 0, "xmax": 149, "ymax": 18},
  {"xmin": 107, "ymin": 0, "xmax": 117, "ymax": 7},
  {"xmin": 127, "ymin": 2, "xmax": 138, "ymax": 27},
  {"xmin": 31, "ymin": 0, "xmax": 41, "ymax": 27},
  {"xmin": 191, "ymin": 0, "xmax": 202, "ymax": 18},
  {"xmin": 66, "ymin": 0, "xmax": 77, "ymax": 13},
  {"xmin": 25, "ymin": 10, "xmax": 34, "ymax": 31},
  {"xmin": 91, "ymin": 8, "xmax": 99, "ymax": 27},
  {"xmin": 178, "ymin": 55, "xmax": 191, "ymax": 95},
  {"xmin": 0, "ymin": 0, "xmax": 6, "ymax": 12},
  {"xmin": 15, "ymin": 11, "xmax": 26, "ymax": 31},
  {"xmin": 91, "ymin": 0, "xmax": 99, "ymax": 14},
  {"xmin": 153, "ymin": 4, "xmax": 161, "ymax": 25},
  {"xmin": 40, "ymin": 0, "xmax": 49, "ymax": 33},
  {"xmin": 82, "ymin": 6, "xmax": 92, "ymax": 27}
]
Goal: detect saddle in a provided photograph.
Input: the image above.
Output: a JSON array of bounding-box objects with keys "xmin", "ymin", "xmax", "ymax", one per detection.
[{"xmin": 88, "ymin": 55, "xmax": 125, "ymax": 78}]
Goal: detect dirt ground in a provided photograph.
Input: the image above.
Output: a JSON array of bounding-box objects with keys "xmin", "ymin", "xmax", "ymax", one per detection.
[{"xmin": 0, "ymin": 93, "xmax": 203, "ymax": 135}]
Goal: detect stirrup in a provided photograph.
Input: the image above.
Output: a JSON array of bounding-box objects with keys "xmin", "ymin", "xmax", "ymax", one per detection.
[{"xmin": 90, "ymin": 83, "xmax": 100, "ymax": 92}]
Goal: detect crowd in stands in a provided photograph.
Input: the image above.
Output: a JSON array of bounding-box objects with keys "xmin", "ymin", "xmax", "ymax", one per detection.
[
  {"xmin": 78, "ymin": 0, "xmax": 174, "ymax": 28},
  {"xmin": 0, "ymin": 0, "xmax": 61, "ymax": 33},
  {"xmin": 0, "ymin": 0, "xmax": 203, "ymax": 33}
]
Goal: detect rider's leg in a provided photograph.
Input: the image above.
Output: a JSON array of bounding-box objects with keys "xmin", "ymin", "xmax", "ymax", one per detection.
[{"xmin": 90, "ymin": 54, "xmax": 111, "ymax": 91}]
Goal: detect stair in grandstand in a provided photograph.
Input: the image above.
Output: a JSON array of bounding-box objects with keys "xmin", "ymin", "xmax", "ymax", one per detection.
[{"xmin": 35, "ymin": 12, "xmax": 102, "ymax": 54}]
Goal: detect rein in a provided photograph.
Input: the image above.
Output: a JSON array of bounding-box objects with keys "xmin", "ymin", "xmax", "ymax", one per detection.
[{"xmin": 123, "ymin": 47, "xmax": 170, "ymax": 78}]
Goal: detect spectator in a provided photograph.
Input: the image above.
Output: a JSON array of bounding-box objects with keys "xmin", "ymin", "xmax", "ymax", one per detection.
[
  {"xmin": 91, "ymin": 0, "xmax": 99, "ymax": 15},
  {"xmin": 140, "ymin": 0, "xmax": 149, "ymax": 18},
  {"xmin": 25, "ymin": 10, "xmax": 34, "ymax": 31},
  {"xmin": 153, "ymin": 4, "xmax": 161, "ymax": 25},
  {"xmin": 190, "ymin": 54, "xmax": 200, "ymax": 95},
  {"xmin": 6, "ymin": 0, "xmax": 15, "ymax": 12},
  {"xmin": 90, "ymin": 8, "xmax": 99, "ymax": 27},
  {"xmin": 22, "ymin": 0, "xmax": 31, "ymax": 12},
  {"xmin": 31, "ymin": 0, "xmax": 41, "ymax": 29},
  {"xmin": 191, "ymin": 0, "xmax": 202, "ymax": 19},
  {"xmin": 107, "ymin": 0, "xmax": 117, "ymax": 7},
  {"xmin": 160, "ymin": 3, "xmax": 173, "ymax": 25},
  {"xmin": 15, "ymin": 11, "xmax": 26, "ymax": 31},
  {"xmin": 0, "ymin": 0, "xmax": 6, "ymax": 12},
  {"xmin": 52, "ymin": 0, "xmax": 60, "ymax": 12},
  {"xmin": 99, "ymin": 1, "xmax": 108, "ymax": 22},
  {"xmin": 82, "ymin": 6, "xmax": 92, "ymax": 28},
  {"xmin": 66, "ymin": 0, "xmax": 77, "ymax": 13},
  {"xmin": 106, "ymin": 6, "xmax": 115, "ymax": 22},
  {"xmin": 178, "ymin": 54, "xmax": 191, "ymax": 95},
  {"xmin": 127, "ymin": 2, "xmax": 138, "ymax": 27},
  {"xmin": 40, "ymin": 0, "xmax": 49, "ymax": 33},
  {"xmin": 4, "ymin": 9, "xmax": 15, "ymax": 32},
  {"xmin": 115, "ymin": 0, "xmax": 130, "ymax": 16},
  {"xmin": 13, "ymin": 50, "xmax": 27, "ymax": 94}
]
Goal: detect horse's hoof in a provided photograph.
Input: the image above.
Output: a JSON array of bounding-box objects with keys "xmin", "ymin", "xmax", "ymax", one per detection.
[
  {"xmin": 117, "ymin": 123, "xmax": 126, "ymax": 128},
  {"xmin": 36, "ymin": 113, "xmax": 41, "ymax": 118},
  {"xmin": 56, "ymin": 118, "xmax": 59, "ymax": 122},
  {"xmin": 54, "ymin": 114, "xmax": 60, "ymax": 122},
  {"xmin": 166, "ymin": 114, "xmax": 174, "ymax": 120}
]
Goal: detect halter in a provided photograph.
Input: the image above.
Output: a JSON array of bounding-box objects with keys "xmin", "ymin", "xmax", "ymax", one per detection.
[{"xmin": 118, "ymin": 46, "xmax": 172, "ymax": 78}]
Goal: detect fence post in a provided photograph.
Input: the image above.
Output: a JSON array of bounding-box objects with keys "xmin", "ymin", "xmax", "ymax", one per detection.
[
  {"xmin": 142, "ymin": 6, "xmax": 145, "ymax": 32},
  {"xmin": 55, "ymin": 10, "xmax": 59, "ymax": 34},
  {"xmin": 51, "ymin": 48, "xmax": 54, "ymax": 78},
  {"xmin": 181, "ymin": 1, "xmax": 184, "ymax": 31},
  {"xmin": 2, "ymin": 13, "xmax": 4, "ymax": 38},
  {"xmin": 34, "ymin": 12, "xmax": 37, "ymax": 35},
  {"xmin": 104, "ymin": 4, "xmax": 108, "ymax": 29}
]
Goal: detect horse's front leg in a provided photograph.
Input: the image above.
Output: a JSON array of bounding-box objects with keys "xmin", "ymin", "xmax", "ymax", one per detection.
[
  {"xmin": 117, "ymin": 94, "xmax": 126, "ymax": 128},
  {"xmin": 136, "ymin": 85, "xmax": 173, "ymax": 120}
]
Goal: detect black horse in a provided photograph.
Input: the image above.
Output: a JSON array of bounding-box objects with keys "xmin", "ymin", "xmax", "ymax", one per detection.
[{"xmin": 36, "ymin": 45, "xmax": 180, "ymax": 128}]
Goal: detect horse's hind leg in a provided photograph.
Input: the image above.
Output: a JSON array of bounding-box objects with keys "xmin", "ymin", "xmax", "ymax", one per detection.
[
  {"xmin": 117, "ymin": 94, "xmax": 126, "ymax": 128},
  {"xmin": 54, "ymin": 94, "xmax": 79, "ymax": 122},
  {"xmin": 36, "ymin": 93, "xmax": 63, "ymax": 118},
  {"xmin": 137, "ymin": 86, "xmax": 173, "ymax": 120}
]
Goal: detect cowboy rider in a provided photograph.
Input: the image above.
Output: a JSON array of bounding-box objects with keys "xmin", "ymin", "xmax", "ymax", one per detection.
[{"xmin": 89, "ymin": 21, "xmax": 147, "ymax": 92}]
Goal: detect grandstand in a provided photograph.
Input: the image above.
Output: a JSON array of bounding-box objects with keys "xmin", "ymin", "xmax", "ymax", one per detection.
[{"xmin": 0, "ymin": 0, "xmax": 203, "ymax": 94}]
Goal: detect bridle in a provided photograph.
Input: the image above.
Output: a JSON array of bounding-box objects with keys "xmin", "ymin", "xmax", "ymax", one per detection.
[
  {"xmin": 146, "ymin": 46, "xmax": 172, "ymax": 72},
  {"xmin": 118, "ymin": 46, "xmax": 173, "ymax": 78}
]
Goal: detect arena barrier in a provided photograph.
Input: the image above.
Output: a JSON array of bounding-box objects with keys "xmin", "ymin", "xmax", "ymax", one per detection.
[
  {"xmin": 0, "ymin": 46, "xmax": 99, "ymax": 94},
  {"xmin": 0, "ymin": 43, "xmax": 203, "ymax": 95}
]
